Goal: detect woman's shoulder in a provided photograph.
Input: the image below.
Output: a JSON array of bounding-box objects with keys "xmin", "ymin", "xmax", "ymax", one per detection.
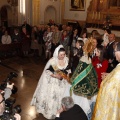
[
  {"xmin": 48, "ymin": 57, "xmax": 55, "ymax": 63},
  {"xmin": 80, "ymin": 54, "xmax": 91, "ymax": 64},
  {"xmin": 92, "ymin": 56, "xmax": 99, "ymax": 64},
  {"xmin": 48, "ymin": 57, "xmax": 59, "ymax": 65},
  {"xmin": 92, "ymin": 56, "xmax": 98, "ymax": 60},
  {"xmin": 102, "ymin": 59, "xmax": 109, "ymax": 64},
  {"xmin": 104, "ymin": 59, "xmax": 108, "ymax": 62}
]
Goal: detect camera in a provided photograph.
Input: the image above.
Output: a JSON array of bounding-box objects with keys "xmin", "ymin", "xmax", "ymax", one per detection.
[
  {"xmin": 0, "ymin": 72, "xmax": 21, "ymax": 120},
  {"xmin": 0, "ymin": 97, "xmax": 21, "ymax": 120},
  {"xmin": 0, "ymin": 72, "xmax": 18, "ymax": 94}
]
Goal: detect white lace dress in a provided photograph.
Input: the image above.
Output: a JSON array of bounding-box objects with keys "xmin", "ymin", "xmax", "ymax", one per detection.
[{"xmin": 31, "ymin": 57, "xmax": 70, "ymax": 119}]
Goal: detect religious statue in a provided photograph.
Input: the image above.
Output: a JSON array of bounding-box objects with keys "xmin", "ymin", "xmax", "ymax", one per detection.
[{"xmin": 71, "ymin": 0, "xmax": 84, "ymax": 9}]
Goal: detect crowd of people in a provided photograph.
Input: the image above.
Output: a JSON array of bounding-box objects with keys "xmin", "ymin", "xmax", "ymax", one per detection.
[
  {"xmin": 30, "ymin": 19, "xmax": 120, "ymax": 120},
  {"xmin": 0, "ymin": 19, "xmax": 120, "ymax": 120},
  {"xmin": 0, "ymin": 20, "xmax": 83, "ymax": 59}
]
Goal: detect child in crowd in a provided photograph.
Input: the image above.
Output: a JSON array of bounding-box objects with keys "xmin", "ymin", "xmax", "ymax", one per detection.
[{"xmin": 71, "ymin": 39, "xmax": 84, "ymax": 73}]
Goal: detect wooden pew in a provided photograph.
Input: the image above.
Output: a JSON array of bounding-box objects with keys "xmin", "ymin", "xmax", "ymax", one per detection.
[{"xmin": 0, "ymin": 42, "xmax": 22, "ymax": 58}]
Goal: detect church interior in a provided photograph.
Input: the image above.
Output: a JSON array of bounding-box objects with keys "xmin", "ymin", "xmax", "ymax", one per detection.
[{"xmin": 0, "ymin": 0, "xmax": 120, "ymax": 120}]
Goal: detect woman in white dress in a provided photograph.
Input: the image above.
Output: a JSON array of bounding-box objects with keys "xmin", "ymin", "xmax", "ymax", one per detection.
[{"xmin": 31, "ymin": 45, "xmax": 71, "ymax": 119}]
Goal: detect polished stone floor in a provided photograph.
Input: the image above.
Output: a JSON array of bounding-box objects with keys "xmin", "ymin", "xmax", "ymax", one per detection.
[{"xmin": 0, "ymin": 56, "xmax": 48, "ymax": 120}]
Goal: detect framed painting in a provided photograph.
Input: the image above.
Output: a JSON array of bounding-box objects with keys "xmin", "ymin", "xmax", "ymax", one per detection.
[{"xmin": 70, "ymin": 0, "xmax": 85, "ymax": 11}]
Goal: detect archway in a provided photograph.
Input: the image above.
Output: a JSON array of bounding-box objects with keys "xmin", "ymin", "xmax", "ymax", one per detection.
[
  {"xmin": 44, "ymin": 5, "xmax": 56, "ymax": 24},
  {"xmin": 0, "ymin": 5, "xmax": 12, "ymax": 27}
]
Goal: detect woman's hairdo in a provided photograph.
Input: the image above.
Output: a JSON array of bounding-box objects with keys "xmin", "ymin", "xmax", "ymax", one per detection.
[
  {"xmin": 83, "ymin": 37, "xmax": 95, "ymax": 54},
  {"xmin": 77, "ymin": 40, "xmax": 84, "ymax": 47},
  {"xmin": 97, "ymin": 45, "xmax": 107, "ymax": 62},
  {"xmin": 105, "ymin": 29, "xmax": 111, "ymax": 34},
  {"xmin": 58, "ymin": 48, "xmax": 65, "ymax": 53}
]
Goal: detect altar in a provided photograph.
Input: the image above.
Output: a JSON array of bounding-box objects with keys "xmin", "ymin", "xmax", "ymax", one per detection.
[
  {"xmin": 87, "ymin": 28, "xmax": 120, "ymax": 37},
  {"xmin": 86, "ymin": 0, "xmax": 120, "ymax": 39}
]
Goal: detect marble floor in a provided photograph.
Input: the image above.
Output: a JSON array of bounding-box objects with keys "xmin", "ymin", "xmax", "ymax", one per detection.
[{"xmin": 0, "ymin": 56, "xmax": 48, "ymax": 120}]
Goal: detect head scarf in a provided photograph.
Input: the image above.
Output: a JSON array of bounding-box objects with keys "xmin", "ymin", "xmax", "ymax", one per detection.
[
  {"xmin": 53, "ymin": 45, "xmax": 64, "ymax": 58},
  {"xmin": 53, "ymin": 45, "xmax": 68, "ymax": 69}
]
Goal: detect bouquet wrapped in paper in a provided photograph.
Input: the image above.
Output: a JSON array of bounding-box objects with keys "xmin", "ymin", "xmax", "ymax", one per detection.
[
  {"xmin": 55, "ymin": 69, "xmax": 70, "ymax": 82},
  {"xmin": 47, "ymin": 65, "xmax": 71, "ymax": 83}
]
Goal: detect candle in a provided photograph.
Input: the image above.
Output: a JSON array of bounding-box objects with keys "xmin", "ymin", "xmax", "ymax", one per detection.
[{"xmin": 92, "ymin": 11, "xmax": 94, "ymax": 19}]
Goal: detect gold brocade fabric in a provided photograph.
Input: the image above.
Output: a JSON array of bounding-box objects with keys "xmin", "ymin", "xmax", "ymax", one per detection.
[
  {"xmin": 56, "ymin": 70, "xmax": 70, "ymax": 82},
  {"xmin": 92, "ymin": 64, "xmax": 120, "ymax": 120},
  {"xmin": 52, "ymin": 65, "xmax": 70, "ymax": 82}
]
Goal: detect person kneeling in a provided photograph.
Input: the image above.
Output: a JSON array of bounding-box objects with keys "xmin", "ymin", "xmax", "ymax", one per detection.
[{"xmin": 55, "ymin": 96, "xmax": 88, "ymax": 120}]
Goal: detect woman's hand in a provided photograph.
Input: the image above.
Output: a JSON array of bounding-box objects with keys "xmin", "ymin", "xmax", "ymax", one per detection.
[
  {"xmin": 51, "ymin": 74, "xmax": 63, "ymax": 80},
  {"xmin": 57, "ymin": 107, "xmax": 64, "ymax": 114},
  {"xmin": 101, "ymin": 72, "xmax": 109, "ymax": 80},
  {"xmin": 55, "ymin": 74, "xmax": 63, "ymax": 80}
]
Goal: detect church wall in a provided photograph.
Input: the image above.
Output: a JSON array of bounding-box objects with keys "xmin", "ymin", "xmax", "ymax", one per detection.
[
  {"xmin": 63, "ymin": 0, "xmax": 91, "ymax": 26},
  {"xmin": 0, "ymin": 1, "xmax": 9, "ymax": 8},
  {"xmin": 0, "ymin": 0, "xmax": 92, "ymax": 27},
  {"xmin": 64, "ymin": 0, "xmax": 91, "ymax": 21},
  {"xmin": 38, "ymin": 0, "xmax": 91, "ymax": 26},
  {"xmin": 0, "ymin": 1, "xmax": 11, "ymax": 26},
  {"xmin": 0, "ymin": 0, "xmax": 18, "ymax": 27},
  {"xmin": 39, "ymin": 0, "xmax": 61, "ymax": 25}
]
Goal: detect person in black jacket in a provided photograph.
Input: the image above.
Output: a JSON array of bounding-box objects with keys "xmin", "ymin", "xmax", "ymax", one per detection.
[
  {"xmin": 55, "ymin": 96, "xmax": 88, "ymax": 120},
  {"xmin": 106, "ymin": 33, "xmax": 118, "ymax": 72}
]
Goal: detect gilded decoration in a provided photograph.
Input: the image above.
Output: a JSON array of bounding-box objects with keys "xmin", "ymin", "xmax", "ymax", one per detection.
[
  {"xmin": 70, "ymin": 0, "xmax": 86, "ymax": 11},
  {"xmin": 70, "ymin": 61, "xmax": 98, "ymax": 97}
]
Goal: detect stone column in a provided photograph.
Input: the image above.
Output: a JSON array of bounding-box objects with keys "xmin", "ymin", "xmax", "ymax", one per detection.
[
  {"xmin": 61, "ymin": 0, "xmax": 65, "ymax": 24},
  {"xmin": 32, "ymin": 0, "xmax": 40, "ymax": 25}
]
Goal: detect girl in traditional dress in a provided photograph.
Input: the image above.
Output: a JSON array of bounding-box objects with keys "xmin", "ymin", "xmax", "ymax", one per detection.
[{"xmin": 31, "ymin": 45, "xmax": 71, "ymax": 119}]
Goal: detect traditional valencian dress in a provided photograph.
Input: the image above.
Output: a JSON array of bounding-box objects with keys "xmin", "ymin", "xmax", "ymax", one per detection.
[
  {"xmin": 31, "ymin": 45, "xmax": 70, "ymax": 119},
  {"xmin": 92, "ymin": 63, "xmax": 120, "ymax": 120},
  {"xmin": 68, "ymin": 54, "xmax": 98, "ymax": 120}
]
